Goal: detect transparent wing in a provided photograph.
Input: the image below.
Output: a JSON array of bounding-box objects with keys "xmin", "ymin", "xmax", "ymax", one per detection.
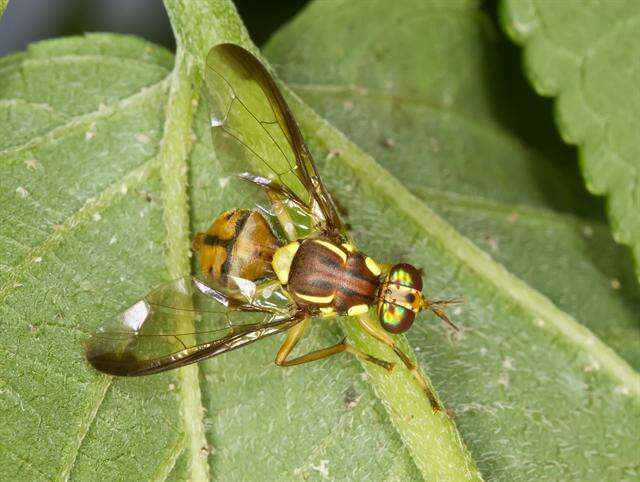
[
  {"xmin": 85, "ymin": 276, "xmax": 302, "ymax": 377},
  {"xmin": 204, "ymin": 43, "xmax": 343, "ymax": 238}
]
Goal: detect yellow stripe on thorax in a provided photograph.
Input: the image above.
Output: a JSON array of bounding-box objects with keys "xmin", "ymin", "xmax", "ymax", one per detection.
[
  {"xmin": 293, "ymin": 291, "xmax": 335, "ymax": 305},
  {"xmin": 312, "ymin": 239, "xmax": 347, "ymax": 264},
  {"xmin": 364, "ymin": 257, "xmax": 381, "ymax": 276}
]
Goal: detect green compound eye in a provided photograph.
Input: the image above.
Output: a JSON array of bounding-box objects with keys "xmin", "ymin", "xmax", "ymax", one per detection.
[
  {"xmin": 389, "ymin": 263, "xmax": 423, "ymax": 291},
  {"xmin": 379, "ymin": 302, "xmax": 416, "ymax": 333}
]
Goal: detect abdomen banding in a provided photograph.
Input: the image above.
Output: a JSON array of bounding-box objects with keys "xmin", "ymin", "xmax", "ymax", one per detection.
[
  {"xmin": 287, "ymin": 238, "xmax": 380, "ymax": 315},
  {"xmin": 193, "ymin": 209, "xmax": 280, "ymax": 284}
]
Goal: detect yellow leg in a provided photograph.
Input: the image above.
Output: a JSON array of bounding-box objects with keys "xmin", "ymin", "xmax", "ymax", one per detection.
[
  {"xmin": 275, "ymin": 319, "xmax": 394, "ymax": 371},
  {"xmin": 357, "ymin": 314, "xmax": 442, "ymax": 412}
]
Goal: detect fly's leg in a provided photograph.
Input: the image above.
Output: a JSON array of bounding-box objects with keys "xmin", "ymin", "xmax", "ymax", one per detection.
[
  {"xmin": 275, "ymin": 319, "xmax": 394, "ymax": 371},
  {"xmin": 357, "ymin": 314, "xmax": 442, "ymax": 412}
]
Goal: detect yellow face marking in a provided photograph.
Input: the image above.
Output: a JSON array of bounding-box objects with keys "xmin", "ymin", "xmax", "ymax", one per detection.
[
  {"xmin": 364, "ymin": 257, "xmax": 382, "ymax": 276},
  {"xmin": 341, "ymin": 242, "xmax": 355, "ymax": 253},
  {"xmin": 384, "ymin": 283, "xmax": 422, "ymax": 312},
  {"xmin": 319, "ymin": 307, "xmax": 337, "ymax": 317},
  {"xmin": 313, "ymin": 239, "xmax": 347, "ymax": 264},
  {"xmin": 294, "ymin": 291, "xmax": 335, "ymax": 305},
  {"xmin": 347, "ymin": 304, "xmax": 369, "ymax": 316},
  {"xmin": 272, "ymin": 241, "xmax": 299, "ymax": 284}
]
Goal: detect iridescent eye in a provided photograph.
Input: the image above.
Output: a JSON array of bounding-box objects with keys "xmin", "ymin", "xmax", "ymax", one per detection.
[
  {"xmin": 389, "ymin": 263, "xmax": 422, "ymax": 291},
  {"xmin": 379, "ymin": 302, "xmax": 416, "ymax": 333}
]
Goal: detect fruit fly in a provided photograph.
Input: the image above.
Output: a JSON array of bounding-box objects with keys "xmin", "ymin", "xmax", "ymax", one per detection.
[{"xmin": 85, "ymin": 44, "xmax": 459, "ymax": 412}]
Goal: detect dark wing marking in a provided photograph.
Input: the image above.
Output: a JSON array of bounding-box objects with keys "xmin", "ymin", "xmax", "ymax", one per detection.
[
  {"xmin": 204, "ymin": 43, "xmax": 343, "ymax": 236},
  {"xmin": 85, "ymin": 276, "xmax": 302, "ymax": 377}
]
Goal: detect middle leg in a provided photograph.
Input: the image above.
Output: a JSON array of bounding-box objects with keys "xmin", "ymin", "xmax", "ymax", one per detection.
[{"xmin": 275, "ymin": 319, "xmax": 395, "ymax": 371}]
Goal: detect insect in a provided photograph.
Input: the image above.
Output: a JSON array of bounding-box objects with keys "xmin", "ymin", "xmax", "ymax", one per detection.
[{"xmin": 85, "ymin": 43, "xmax": 459, "ymax": 412}]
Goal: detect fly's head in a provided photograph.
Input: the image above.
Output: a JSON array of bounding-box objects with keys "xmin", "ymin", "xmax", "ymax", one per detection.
[
  {"xmin": 377, "ymin": 263, "xmax": 423, "ymax": 333},
  {"xmin": 377, "ymin": 263, "xmax": 460, "ymax": 334}
]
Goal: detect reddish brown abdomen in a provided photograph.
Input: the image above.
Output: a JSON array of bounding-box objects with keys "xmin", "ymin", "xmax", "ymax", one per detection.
[{"xmin": 287, "ymin": 238, "xmax": 380, "ymax": 314}]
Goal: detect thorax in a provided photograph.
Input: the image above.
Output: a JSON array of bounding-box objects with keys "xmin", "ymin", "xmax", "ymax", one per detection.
[{"xmin": 272, "ymin": 237, "xmax": 383, "ymax": 316}]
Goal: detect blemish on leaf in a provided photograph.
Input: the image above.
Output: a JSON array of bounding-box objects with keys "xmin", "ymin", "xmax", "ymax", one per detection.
[
  {"xmin": 615, "ymin": 386, "xmax": 630, "ymax": 396},
  {"xmin": 218, "ymin": 177, "xmax": 229, "ymax": 189},
  {"xmin": 344, "ymin": 386, "xmax": 362, "ymax": 410},
  {"xmin": 85, "ymin": 122, "xmax": 97, "ymax": 140},
  {"xmin": 380, "ymin": 137, "xmax": 396, "ymax": 149},
  {"xmin": 16, "ymin": 186, "xmax": 29, "ymax": 198},
  {"xmin": 24, "ymin": 158, "xmax": 39, "ymax": 170},
  {"xmin": 497, "ymin": 371, "xmax": 509, "ymax": 387},
  {"xmin": 33, "ymin": 257, "xmax": 42, "ymax": 263},
  {"xmin": 502, "ymin": 357, "xmax": 515, "ymax": 370},
  {"xmin": 92, "ymin": 213, "xmax": 102, "ymax": 222},
  {"xmin": 507, "ymin": 212, "xmax": 519, "ymax": 223},
  {"xmin": 310, "ymin": 459, "xmax": 329, "ymax": 477},
  {"xmin": 428, "ymin": 137, "xmax": 440, "ymax": 152},
  {"xmin": 584, "ymin": 360, "xmax": 600, "ymax": 372},
  {"xmin": 135, "ymin": 133, "xmax": 151, "ymax": 144},
  {"xmin": 482, "ymin": 234, "xmax": 499, "ymax": 252},
  {"xmin": 582, "ymin": 225, "xmax": 594, "ymax": 238},
  {"xmin": 610, "ymin": 278, "xmax": 621, "ymax": 290},
  {"xmin": 109, "ymin": 236, "xmax": 117, "ymax": 245}
]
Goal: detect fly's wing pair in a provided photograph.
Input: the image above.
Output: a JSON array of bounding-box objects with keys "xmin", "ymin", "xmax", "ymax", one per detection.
[
  {"xmin": 86, "ymin": 276, "xmax": 300, "ymax": 376},
  {"xmin": 86, "ymin": 43, "xmax": 343, "ymax": 377},
  {"xmin": 203, "ymin": 43, "xmax": 344, "ymax": 240}
]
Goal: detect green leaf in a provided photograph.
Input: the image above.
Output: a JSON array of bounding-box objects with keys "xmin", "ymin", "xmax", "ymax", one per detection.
[
  {"xmin": 264, "ymin": 0, "xmax": 640, "ymax": 479},
  {"xmin": 0, "ymin": 3, "xmax": 471, "ymax": 482},
  {"xmin": 0, "ymin": 2, "xmax": 638, "ymax": 482},
  {"xmin": 500, "ymin": 0, "xmax": 640, "ymax": 281},
  {"xmin": 265, "ymin": 0, "xmax": 640, "ymax": 372}
]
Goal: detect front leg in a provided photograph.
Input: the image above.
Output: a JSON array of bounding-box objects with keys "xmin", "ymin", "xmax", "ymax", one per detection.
[{"xmin": 357, "ymin": 314, "xmax": 443, "ymax": 412}]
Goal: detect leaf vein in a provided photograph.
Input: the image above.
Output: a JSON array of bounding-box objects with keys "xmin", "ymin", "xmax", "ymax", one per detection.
[
  {"xmin": 0, "ymin": 156, "xmax": 160, "ymax": 303},
  {"xmin": 58, "ymin": 377, "xmax": 112, "ymax": 481},
  {"xmin": 0, "ymin": 75, "xmax": 170, "ymax": 160}
]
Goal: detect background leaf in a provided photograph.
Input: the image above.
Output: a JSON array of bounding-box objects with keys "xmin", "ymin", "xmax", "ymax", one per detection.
[
  {"xmin": 501, "ymin": 0, "xmax": 640, "ymax": 281},
  {"xmin": 1, "ymin": 1, "xmax": 638, "ymax": 481}
]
